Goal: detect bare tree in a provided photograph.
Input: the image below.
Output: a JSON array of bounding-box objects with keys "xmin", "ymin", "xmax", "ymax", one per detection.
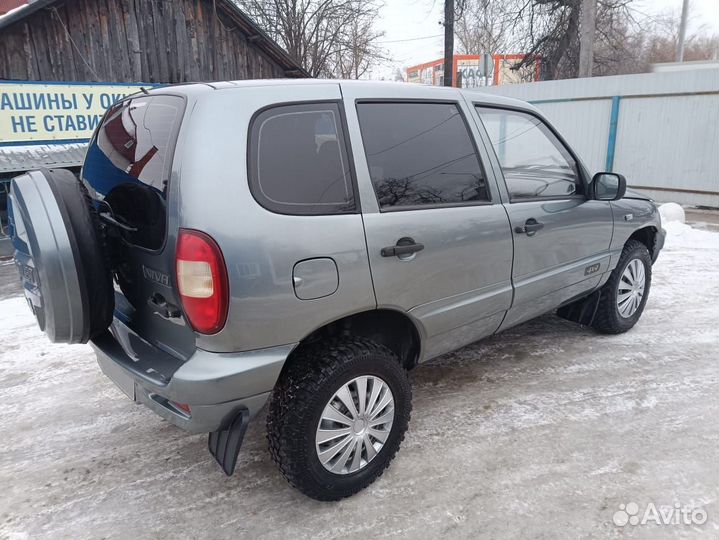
[
  {"xmin": 637, "ymin": 10, "xmax": 719, "ymax": 66},
  {"xmin": 235, "ymin": 0, "xmax": 386, "ymax": 78},
  {"xmin": 455, "ymin": 0, "xmax": 524, "ymax": 54},
  {"xmin": 325, "ymin": 8, "xmax": 387, "ymax": 78},
  {"xmin": 453, "ymin": 0, "xmax": 586, "ymax": 79},
  {"xmin": 508, "ymin": 0, "xmax": 645, "ymax": 80},
  {"xmin": 454, "ymin": 0, "xmax": 718, "ymax": 81},
  {"xmin": 593, "ymin": 8, "xmax": 719, "ymax": 75},
  {"xmin": 589, "ymin": 1, "xmax": 640, "ymax": 76},
  {"xmin": 509, "ymin": 0, "xmax": 582, "ymax": 80}
]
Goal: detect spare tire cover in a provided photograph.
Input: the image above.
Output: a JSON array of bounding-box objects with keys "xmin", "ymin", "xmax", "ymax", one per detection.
[{"xmin": 8, "ymin": 168, "xmax": 113, "ymax": 343}]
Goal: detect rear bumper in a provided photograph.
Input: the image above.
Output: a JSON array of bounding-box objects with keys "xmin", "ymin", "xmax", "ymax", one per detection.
[{"xmin": 91, "ymin": 317, "xmax": 296, "ymax": 434}]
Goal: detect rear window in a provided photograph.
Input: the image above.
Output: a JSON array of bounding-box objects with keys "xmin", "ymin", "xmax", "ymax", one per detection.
[
  {"xmin": 248, "ymin": 102, "xmax": 356, "ymax": 215},
  {"xmin": 82, "ymin": 94, "xmax": 185, "ymax": 250}
]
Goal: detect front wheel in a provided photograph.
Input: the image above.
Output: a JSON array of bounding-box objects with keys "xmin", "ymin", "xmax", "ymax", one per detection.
[
  {"xmin": 267, "ymin": 337, "xmax": 412, "ymax": 501},
  {"xmin": 592, "ymin": 239, "xmax": 652, "ymax": 334}
]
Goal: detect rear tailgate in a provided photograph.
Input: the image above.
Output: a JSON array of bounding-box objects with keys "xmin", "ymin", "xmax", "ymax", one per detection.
[{"xmin": 82, "ymin": 93, "xmax": 195, "ymax": 359}]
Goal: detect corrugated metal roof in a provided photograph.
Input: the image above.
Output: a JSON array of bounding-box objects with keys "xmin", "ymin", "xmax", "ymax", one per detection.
[{"xmin": 0, "ymin": 143, "xmax": 86, "ymax": 173}]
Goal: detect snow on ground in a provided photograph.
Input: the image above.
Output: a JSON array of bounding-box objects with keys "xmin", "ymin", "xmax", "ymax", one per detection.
[
  {"xmin": 0, "ymin": 223, "xmax": 718, "ymax": 540},
  {"xmin": 663, "ymin": 220, "xmax": 719, "ymax": 249}
]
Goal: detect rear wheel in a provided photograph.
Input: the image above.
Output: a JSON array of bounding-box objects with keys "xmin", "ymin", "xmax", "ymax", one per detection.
[
  {"xmin": 267, "ymin": 337, "xmax": 412, "ymax": 501},
  {"xmin": 592, "ymin": 240, "xmax": 652, "ymax": 334}
]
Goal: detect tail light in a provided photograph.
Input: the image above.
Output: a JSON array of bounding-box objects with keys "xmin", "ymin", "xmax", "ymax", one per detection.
[{"xmin": 175, "ymin": 229, "xmax": 229, "ymax": 334}]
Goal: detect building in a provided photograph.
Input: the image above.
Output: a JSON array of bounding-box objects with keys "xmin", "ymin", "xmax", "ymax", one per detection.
[
  {"xmin": 406, "ymin": 54, "xmax": 541, "ymax": 88},
  {"xmin": 0, "ymin": 0, "xmax": 307, "ymax": 83},
  {"xmin": 0, "ymin": 0, "xmax": 308, "ymax": 256}
]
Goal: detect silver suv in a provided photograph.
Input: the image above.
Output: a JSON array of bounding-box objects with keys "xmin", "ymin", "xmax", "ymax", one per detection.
[{"xmin": 7, "ymin": 80, "xmax": 665, "ymax": 500}]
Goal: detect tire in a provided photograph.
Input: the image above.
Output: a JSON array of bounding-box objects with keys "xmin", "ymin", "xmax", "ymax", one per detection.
[
  {"xmin": 48, "ymin": 169, "xmax": 113, "ymax": 337},
  {"xmin": 592, "ymin": 239, "xmax": 652, "ymax": 334},
  {"xmin": 267, "ymin": 337, "xmax": 412, "ymax": 501},
  {"xmin": 8, "ymin": 168, "xmax": 113, "ymax": 343}
]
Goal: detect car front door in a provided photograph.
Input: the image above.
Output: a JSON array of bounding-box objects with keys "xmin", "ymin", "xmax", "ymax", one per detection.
[
  {"xmin": 341, "ymin": 84, "xmax": 513, "ymax": 362},
  {"xmin": 472, "ymin": 104, "xmax": 614, "ymax": 330}
]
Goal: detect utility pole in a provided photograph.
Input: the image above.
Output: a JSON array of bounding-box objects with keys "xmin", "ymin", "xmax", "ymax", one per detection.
[
  {"xmin": 675, "ymin": 0, "xmax": 689, "ymax": 62},
  {"xmin": 443, "ymin": 0, "xmax": 454, "ymax": 86},
  {"xmin": 578, "ymin": 0, "xmax": 597, "ymax": 78}
]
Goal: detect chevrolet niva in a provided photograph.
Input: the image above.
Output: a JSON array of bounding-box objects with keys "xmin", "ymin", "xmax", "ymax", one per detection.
[{"xmin": 7, "ymin": 80, "xmax": 665, "ymax": 500}]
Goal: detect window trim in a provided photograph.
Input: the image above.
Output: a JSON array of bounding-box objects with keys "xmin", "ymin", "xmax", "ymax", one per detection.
[
  {"xmin": 247, "ymin": 100, "xmax": 361, "ymax": 216},
  {"xmin": 473, "ymin": 103, "xmax": 589, "ymax": 204},
  {"xmin": 355, "ymin": 98, "xmax": 495, "ymax": 212}
]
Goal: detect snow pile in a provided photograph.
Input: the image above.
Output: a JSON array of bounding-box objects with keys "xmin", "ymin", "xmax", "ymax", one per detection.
[
  {"xmin": 658, "ymin": 202, "xmax": 685, "ymax": 224},
  {"xmin": 663, "ymin": 221, "xmax": 719, "ymax": 250}
]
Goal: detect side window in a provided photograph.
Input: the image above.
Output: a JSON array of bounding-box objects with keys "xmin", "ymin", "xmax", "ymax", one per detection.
[
  {"xmin": 356, "ymin": 102, "xmax": 489, "ymax": 209},
  {"xmin": 476, "ymin": 107, "xmax": 581, "ymax": 201},
  {"xmin": 248, "ymin": 102, "xmax": 355, "ymax": 215}
]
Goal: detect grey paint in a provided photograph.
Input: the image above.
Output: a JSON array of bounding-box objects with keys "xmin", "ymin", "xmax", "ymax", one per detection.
[
  {"xmin": 177, "ymin": 84, "xmax": 376, "ymax": 353},
  {"xmin": 361, "ymin": 207, "xmax": 513, "ymax": 360},
  {"xmin": 609, "ymin": 198, "xmax": 662, "ymax": 263},
  {"xmin": 460, "ymin": 92, "xmax": 634, "ymax": 332},
  {"xmin": 93, "ymin": 314, "xmax": 295, "ymax": 433},
  {"xmin": 498, "ymin": 198, "xmax": 613, "ymax": 331},
  {"xmin": 340, "ymin": 83, "xmax": 514, "ymax": 361},
  {"xmin": 16, "ymin": 79, "xmax": 663, "ymax": 437},
  {"xmin": 292, "ymin": 258, "xmax": 339, "ymax": 300},
  {"xmin": 97, "ymin": 348, "xmax": 271, "ymax": 433}
]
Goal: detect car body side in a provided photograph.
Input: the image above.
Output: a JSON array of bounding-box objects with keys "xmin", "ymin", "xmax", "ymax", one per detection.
[{"xmin": 90, "ymin": 80, "xmax": 663, "ymax": 436}]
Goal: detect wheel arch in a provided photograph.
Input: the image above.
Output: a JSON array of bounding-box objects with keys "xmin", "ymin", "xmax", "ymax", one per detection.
[
  {"xmin": 285, "ymin": 308, "xmax": 423, "ymax": 371},
  {"xmin": 627, "ymin": 226, "xmax": 658, "ymax": 260}
]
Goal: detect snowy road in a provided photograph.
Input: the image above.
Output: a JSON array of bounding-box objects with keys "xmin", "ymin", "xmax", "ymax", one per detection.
[{"xmin": 1, "ymin": 221, "xmax": 718, "ymax": 540}]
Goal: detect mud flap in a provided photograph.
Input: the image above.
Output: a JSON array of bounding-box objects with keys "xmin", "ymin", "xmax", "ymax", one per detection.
[
  {"xmin": 557, "ymin": 290, "xmax": 602, "ymax": 326},
  {"xmin": 208, "ymin": 408, "xmax": 250, "ymax": 476}
]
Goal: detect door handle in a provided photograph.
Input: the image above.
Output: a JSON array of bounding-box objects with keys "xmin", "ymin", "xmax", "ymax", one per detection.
[
  {"xmin": 381, "ymin": 237, "xmax": 425, "ymax": 258},
  {"xmin": 514, "ymin": 218, "xmax": 544, "ymax": 237}
]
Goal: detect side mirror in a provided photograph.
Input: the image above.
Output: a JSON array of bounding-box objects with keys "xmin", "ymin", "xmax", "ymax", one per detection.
[{"xmin": 590, "ymin": 172, "xmax": 626, "ymax": 201}]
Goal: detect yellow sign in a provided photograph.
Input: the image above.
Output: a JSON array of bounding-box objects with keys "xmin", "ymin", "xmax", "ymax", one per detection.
[{"xmin": 0, "ymin": 82, "xmax": 153, "ymax": 145}]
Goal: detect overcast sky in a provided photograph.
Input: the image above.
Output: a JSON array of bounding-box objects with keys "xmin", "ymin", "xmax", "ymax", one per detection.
[{"xmin": 370, "ymin": 0, "xmax": 719, "ymax": 79}]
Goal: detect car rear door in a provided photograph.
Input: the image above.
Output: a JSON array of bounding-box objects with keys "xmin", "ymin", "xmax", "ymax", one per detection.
[
  {"xmin": 82, "ymin": 92, "xmax": 199, "ymax": 358},
  {"xmin": 470, "ymin": 103, "xmax": 614, "ymax": 330},
  {"xmin": 341, "ymin": 83, "xmax": 513, "ymax": 362}
]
